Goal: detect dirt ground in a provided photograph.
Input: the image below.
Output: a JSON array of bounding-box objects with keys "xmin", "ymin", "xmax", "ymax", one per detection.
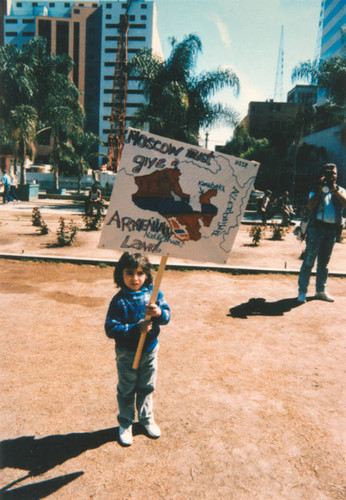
[{"xmin": 0, "ymin": 202, "xmax": 345, "ymax": 499}]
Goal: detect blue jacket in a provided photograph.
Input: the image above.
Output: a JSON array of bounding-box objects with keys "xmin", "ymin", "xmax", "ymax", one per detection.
[{"xmin": 105, "ymin": 285, "xmax": 170, "ymax": 352}]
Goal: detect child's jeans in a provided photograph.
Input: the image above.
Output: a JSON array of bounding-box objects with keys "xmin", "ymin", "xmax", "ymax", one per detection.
[{"xmin": 115, "ymin": 345, "xmax": 159, "ymax": 429}]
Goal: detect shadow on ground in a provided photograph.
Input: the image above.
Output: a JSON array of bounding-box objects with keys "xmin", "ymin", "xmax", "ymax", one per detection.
[
  {"xmin": 0, "ymin": 471, "xmax": 84, "ymax": 499},
  {"xmin": 0, "ymin": 427, "xmax": 122, "ymax": 498},
  {"xmin": 228, "ymin": 297, "xmax": 313, "ymax": 318},
  {"xmin": 0, "ymin": 428, "xmax": 117, "ymax": 476}
]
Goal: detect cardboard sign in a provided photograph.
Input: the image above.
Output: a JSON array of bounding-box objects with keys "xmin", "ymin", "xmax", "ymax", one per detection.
[{"xmin": 99, "ymin": 128, "xmax": 259, "ymax": 264}]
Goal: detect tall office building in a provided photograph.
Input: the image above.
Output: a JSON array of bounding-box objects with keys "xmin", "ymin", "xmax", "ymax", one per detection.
[
  {"xmin": 2, "ymin": 0, "xmax": 162, "ymax": 162},
  {"xmin": 320, "ymin": 0, "xmax": 345, "ymax": 60}
]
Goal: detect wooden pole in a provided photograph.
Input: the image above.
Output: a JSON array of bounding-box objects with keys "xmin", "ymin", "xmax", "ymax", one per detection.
[{"xmin": 132, "ymin": 255, "xmax": 168, "ymax": 369}]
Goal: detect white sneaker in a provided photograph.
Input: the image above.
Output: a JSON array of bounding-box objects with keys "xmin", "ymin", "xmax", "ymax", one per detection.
[
  {"xmin": 297, "ymin": 293, "xmax": 306, "ymax": 303},
  {"xmin": 119, "ymin": 425, "xmax": 133, "ymax": 446},
  {"xmin": 315, "ymin": 291, "xmax": 334, "ymax": 302},
  {"xmin": 143, "ymin": 422, "xmax": 161, "ymax": 439}
]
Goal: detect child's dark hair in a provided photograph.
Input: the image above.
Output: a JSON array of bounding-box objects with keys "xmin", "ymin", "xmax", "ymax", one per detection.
[{"xmin": 114, "ymin": 252, "xmax": 153, "ymax": 288}]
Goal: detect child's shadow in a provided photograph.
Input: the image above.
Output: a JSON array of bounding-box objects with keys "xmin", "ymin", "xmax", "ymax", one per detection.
[
  {"xmin": 1, "ymin": 425, "xmax": 146, "ymax": 496},
  {"xmin": 228, "ymin": 297, "xmax": 312, "ymax": 318},
  {"xmin": 0, "ymin": 428, "xmax": 116, "ymax": 477},
  {"xmin": 1, "ymin": 424, "xmax": 146, "ymax": 476}
]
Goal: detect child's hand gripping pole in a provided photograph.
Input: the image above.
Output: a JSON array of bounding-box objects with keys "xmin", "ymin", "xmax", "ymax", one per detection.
[{"xmin": 132, "ymin": 255, "xmax": 168, "ymax": 370}]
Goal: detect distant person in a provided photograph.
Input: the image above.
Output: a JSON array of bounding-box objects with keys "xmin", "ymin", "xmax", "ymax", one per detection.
[
  {"xmin": 1, "ymin": 171, "xmax": 13, "ymax": 204},
  {"xmin": 85, "ymin": 184, "xmax": 103, "ymax": 215},
  {"xmin": 9, "ymin": 173, "xmax": 19, "ymax": 204},
  {"xmin": 278, "ymin": 191, "xmax": 295, "ymax": 226},
  {"xmin": 297, "ymin": 163, "xmax": 346, "ymax": 303},
  {"xmin": 257, "ymin": 190, "xmax": 272, "ymax": 225},
  {"xmin": 105, "ymin": 252, "xmax": 171, "ymax": 446}
]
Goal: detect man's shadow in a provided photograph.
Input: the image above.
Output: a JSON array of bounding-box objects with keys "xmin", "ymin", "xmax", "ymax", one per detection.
[
  {"xmin": 228, "ymin": 297, "xmax": 313, "ymax": 318},
  {"xmin": 0, "ymin": 425, "xmax": 145, "ymax": 496}
]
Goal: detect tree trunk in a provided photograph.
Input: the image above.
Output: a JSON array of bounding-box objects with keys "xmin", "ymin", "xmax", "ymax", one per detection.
[
  {"xmin": 53, "ymin": 167, "xmax": 59, "ymax": 190},
  {"xmin": 19, "ymin": 141, "xmax": 27, "ymax": 185}
]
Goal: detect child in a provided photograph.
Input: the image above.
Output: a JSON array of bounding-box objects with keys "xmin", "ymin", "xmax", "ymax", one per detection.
[{"xmin": 105, "ymin": 252, "xmax": 171, "ymax": 446}]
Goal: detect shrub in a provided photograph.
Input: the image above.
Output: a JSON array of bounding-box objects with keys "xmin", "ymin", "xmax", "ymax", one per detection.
[
  {"xmin": 249, "ymin": 225, "xmax": 265, "ymax": 246},
  {"xmin": 83, "ymin": 211, "xmax": 104, "ymax": 231},
  {"xmin": 32, "ymin": 207, "xmax": 49, "ymax": 234},
  {"xmin": 56, "ymin": 217, "xmax": 79, "ymax": 246},
  {"xmin": 270, "ymin": 223, "xmax": 289, "ymax": 240},
  {"xmin": 39, "ymin": 221, "xmax": 49, "ymax": 235},
  {"xmin": 32, "ymin": 207, "xmax": 43, "ymax": 227}
]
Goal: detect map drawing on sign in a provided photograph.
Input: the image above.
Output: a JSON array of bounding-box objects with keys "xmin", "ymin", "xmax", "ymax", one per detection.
[{"xmin": 99, "ymin": 128, "xmax": 260, "ymax": 264}]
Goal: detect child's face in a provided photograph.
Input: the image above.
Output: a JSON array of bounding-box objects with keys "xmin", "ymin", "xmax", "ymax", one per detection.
[{"xmin": 123, "ymin": 266, "xmax": 147, "ymax": 291}]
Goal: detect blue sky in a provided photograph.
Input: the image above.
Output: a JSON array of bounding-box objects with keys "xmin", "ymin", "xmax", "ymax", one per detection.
[{"xmin": 154, "ymin": 0, "xmax": 321, "ymax": 148}]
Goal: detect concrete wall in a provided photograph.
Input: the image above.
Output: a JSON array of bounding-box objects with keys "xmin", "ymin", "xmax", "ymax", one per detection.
[
  {"xmin": 302, "ymin": 125, "xmax": 346, "ymax": 185},
  {"xmin": 25, "ymin": 171, "xmax": 116, "ymax": 191}
]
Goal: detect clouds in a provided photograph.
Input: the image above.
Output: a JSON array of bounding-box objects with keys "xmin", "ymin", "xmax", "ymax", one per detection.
[{"xmin": 211, "ymin": 14, "xmax": 232, "ymax": 49}]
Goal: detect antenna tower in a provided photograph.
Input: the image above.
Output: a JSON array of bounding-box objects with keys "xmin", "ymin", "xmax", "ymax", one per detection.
[
  {"xmin": 314, "ymin": 0, "xmax": 325, "ymax": 65},
  {"xmin": 107, "ymin": 0, "xmax": 133, "ymax": 171},
  {"xmin": 274, "ymin": 25, "xmax": 284, "ymax": 101}
]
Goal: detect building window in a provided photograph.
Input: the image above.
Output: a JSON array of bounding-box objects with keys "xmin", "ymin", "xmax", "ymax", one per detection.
[
  {"xmin": 140, "ymin": 15, "xmax": 147, "ymax": 20},
  {"xmin": 64, "ymin": 2, "xmax": 70, "ymax": 6},
  {"xmin": 23, "ymin": 19, "xmax": 35, "ymax": 23},
  {"xmin": 5, "ymin": 32, "xmax": 18, "ymax": 36},
  {"xmin": 32, "ymin": 2, "xmax": 38, "ymax": 5},
  {"xmin": 49, "ymin": 3, "xmax": 55, "ymax": 6},
  {"xmin": 38, "ymin": 19, "xmax": 52, "ymax": 50},
  {"xmin": 106, "ymin": 3, "xmax": 112, "ymax": 7},
  {"xmin": 129, "ymin": 15, "xmax": 135, "ymax": 21},
  {"xmin": 141, "ymin": 4, "xmax": 147, "ymax": 8},
  {"xmin": 121, "ymin": 3, "xmax": 127, "ymax": 8},
  {"xmin": 74, "ymin": 9, "xmax": 80, "ymax": 14},
  {"xmin": 5, "ymin": 19, "xmax": 18, "ymax": 23},
  {"xmin": 16, "ymin": 3, "xmax": 22, "ymax": 6},
  {"xmin": 56, "ymin": 21, "xmax": 69, "ymax": 55},
  {"xmin": 106, "ymin": 14, "xmax": 111, "ymax": 19},
  {"xmin": 73, "ymin": 22, "xmax": 80, "ymax": 87},
  {"xmin": 23, "ymin": 32, "xmax": 35, "ymax": 36}
]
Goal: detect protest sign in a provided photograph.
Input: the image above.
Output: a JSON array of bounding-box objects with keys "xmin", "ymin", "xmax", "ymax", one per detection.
[{"xmin": 99, "ymin": 128, "xmax": 260, "ymax": 264}]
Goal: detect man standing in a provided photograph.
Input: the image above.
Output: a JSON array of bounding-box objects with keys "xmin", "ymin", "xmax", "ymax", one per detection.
[
  {"xmin": 298, "ymin": 163, "xmax": 346, "ymax": 303},
  {"xmin": 257, "ymin": 190, "xmax": 272, "ymax": 225},
  {"xmin": 1, "ymin": 171, "xmax": 13, "ymax": 204}
]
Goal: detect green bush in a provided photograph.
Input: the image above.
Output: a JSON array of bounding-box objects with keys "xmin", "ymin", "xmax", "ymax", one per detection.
[
  {"xmin": 32, "ymin": 207, "xmax": 43, "ymax": 227},
  {"xmin": 249, "ymin": 225, "xmax": 265, "ymax": 246},
  {"xmin": 270, "ymin": 224, "xmax": 289, "ymax": 240},
  {"xmin": 56, "ymin": 217, "xmax": 79, "ymax": 246}
]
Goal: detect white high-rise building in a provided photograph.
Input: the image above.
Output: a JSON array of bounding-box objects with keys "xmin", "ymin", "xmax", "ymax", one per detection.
[
  {"xmin": 320, "ymin": 0, "xmax": 345, "ymax": 60},
  {"xmin": 98, "ymin": 0, "xmax": 163, "ymax": 160}
]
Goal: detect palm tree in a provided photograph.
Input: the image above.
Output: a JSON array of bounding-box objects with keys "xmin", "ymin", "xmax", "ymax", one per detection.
[
  {"xmin": 128, "ymin": 34, "xmax": 240, "ymax": 144},
  {"xmin": 42, "ymin": 81, "xmax": 85, "ymax": 190},
  {"xmin": 291, "ymin": 56, "xmax": 346, "ymax": 107},
  {"xmin": 68, "ymin": 130, "xmax": 103, "ymax": 193},
  {"xmin": 11, "ymin": 105, "xmax": 38, "ymax": 184},
  {"xmin": 0, "ymin": 38, "xmax": 84, "ymax": 187}
]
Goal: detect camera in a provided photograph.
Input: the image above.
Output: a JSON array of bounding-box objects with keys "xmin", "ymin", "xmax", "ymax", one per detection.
[{"xmin": 320, "ymin": 168, "xmax": 334, "ymax": 187}]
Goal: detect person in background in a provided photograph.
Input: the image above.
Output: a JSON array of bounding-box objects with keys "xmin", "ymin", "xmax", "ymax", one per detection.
[
  {"xmin": 1, "ymin": 171, "xmax": 13, "ymax": 204},
  {"xmin": 85, "ymin": 183, "xmax": 103, "ymax": 215},
  {"xmin": 278, "ymin": 191, "xmax": 295, "ymax": 226},
  {"xmin": 257, "ymin": 190, "xmax": 272, "ymax": 225},
  {"xmin": 297, "ymin": 163, "xmax": 346, "ymax": 303},
  {"xmin": 9, "ymin": 172, "xmax": 20, "ymax": 204}
]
